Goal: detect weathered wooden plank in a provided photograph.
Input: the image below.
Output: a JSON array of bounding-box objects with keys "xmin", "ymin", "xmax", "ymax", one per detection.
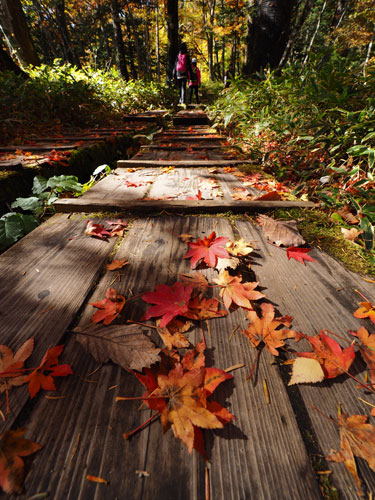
[
  {"xmin": 117, "ymin": 159, "xmax": 252, "ymax": 168},
  {"xmin": 0, "ymin": 144, "xmax": 79, "ymax": 152},
  {"xmin": 155, "ymin": 135, "xmax": 226, "ymax": 142},
  {"xmin": 0, "ymin": 214, "xmax": 117, "ymax": 434},
  {"xmin": 16, "ymin": 216, "xmax": 320, "ymax": 499},
  {"xmin": 234, "ymin": 219, "xmax": 375, "ymax": 498},
  {"xmin": 215, "ymin": 170, "xmax": 261, "ymax": 199},
  {"xmin": 0, "ymin": 159, "xmax": 23, "ymax": 170},
  {"xmin": 54, "ymin": 197, "xmax": 316, "ymax": 213},
  {"xmin": 141, "ymin": 144, "xmax": 224, "ymax": 150}
]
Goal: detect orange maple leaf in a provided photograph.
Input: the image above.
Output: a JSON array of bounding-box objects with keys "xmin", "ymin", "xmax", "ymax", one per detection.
[
  {"xmin": 296, "ymin": 331, "xmax": 355, "ymax": 378},
  {"xmin": 327, "ymin": 409, "xmax": 375, "ymax": 495},
  {"xmin": 242, "ymin": 302, "xmax": 295, "ymax": 355},
  {"xmin": 106, "ymin": 259, "xmax": 128, "ymax": 271},
  {"xmin": 134, "ymin": 343, "xmax": 234, "ymax": 456},
  {"xmin": 351, "ymin": 326, "xmax": 375, "ymax": 385},
  {"xmin": 354, "ymin": 301, "xmax": 375, "ymax": 324},
  {"xmin": 213, "ymin": 270, "xmax": 265, "ymax": 309},
  {"xmin": 185, "ymin": 296, "xmax": 228, "ymax": 320},
  {"xmin": 25, "ymin": 345, "xmax": 72, "ymax": 398},
  {"xmin": 89, "ymin": 287, "xmax": 126, "ymax": 325},
  {"xmin": 0, "ymin": 428, "xmax": 41, "ymax": 494}
]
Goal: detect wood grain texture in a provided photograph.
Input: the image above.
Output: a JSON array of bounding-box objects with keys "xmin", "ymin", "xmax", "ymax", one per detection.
[
  {"xmin": 0, "ymin": 214, "xmax": 117, "ymax": 434},
  {"xmin": 117, "ymin": 159, "xmax": 253, "ymax": 167},
  {"xmin": 235, "ymin": 219, "xmax": 375, "ymax": 498},
  {"xmin": 12, "ymin": 217, "xmax": 321, "ymax": 499}
]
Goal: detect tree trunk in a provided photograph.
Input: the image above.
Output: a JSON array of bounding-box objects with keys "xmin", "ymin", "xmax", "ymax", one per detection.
[
  {"xmin": 0, "ymin": 0, "xmax": 40, "ymax": 66},
  {"xmin": 54, "ymin": 0, "xmax": 81, "ymax": 67},
  {"xmin": 331, "ymin": 0, "xmax": 350, "ymax": 30},
  {"xmin": 0, "ymin": 37, "xmax": 27, "ymax": 76},
  {"xmin": 155, "ymin": 1, "xmax": 160, "ymax": 82},
  {"xmin": 110, "ymin": 0, "xmax": 129, "ymax": 80},
  {"xmin": 166, "ymin": 0, "xmax": 179, "ymax": 84},
  {"xmin": 31, "ymin": 0, "xmax": 59, "ymax": 61},
  {"xmin": 243, "ymin": 0, "xmax": 297, "ymax": 75},
  {"xmin": 124, "ymin": 0, "xmax": 145, "ymax": 77},
  {"xmin": 302, "ymin": 0, "xmax": 327, "ymax": 68}
]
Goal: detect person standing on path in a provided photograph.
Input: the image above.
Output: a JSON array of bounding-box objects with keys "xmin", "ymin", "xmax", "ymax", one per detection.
[
  {"xmin": 173, "ymin": 42, "xmax": 192, "ymax": 104},
  {"xmin": 187, "ymin": 58, "xmax": 201, "ymax": 105}
]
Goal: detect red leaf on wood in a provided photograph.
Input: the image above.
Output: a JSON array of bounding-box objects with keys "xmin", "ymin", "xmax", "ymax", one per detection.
[
  {"xmin": 142, "ymin": 281, "xmax": 193, "ymax": 327},
  {"xmin": 84, "ymin": 220, "xmax": 112, "ymax": 239},
  {"xmin": 25, "ymin": 345, "xmax": 72, "ymax": 398},
  {"xmin": 286, "ymin": 247, "xmax": 317, "ymax": 265},
  {"xmin": 296, "ymin": 331, "xmax": 355, "ymax": 379},
  {"xmin": 184, "ymin": 231, "xmax": 229, "ymax": 269},
  {"xmin": 89, "ymin": 287, "xmax": 126, "ymax": 325},
  {"xmin": 254, "ymin": 191, "xmax": 282, "ymax": 201},
  {"xmin": 0, "ymin": 428, "xmax": 41, "ymax": 494}
]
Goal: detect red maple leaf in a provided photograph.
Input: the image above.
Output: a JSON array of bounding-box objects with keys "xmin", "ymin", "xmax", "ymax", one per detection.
[
  {"xmin": 183, "ymin": 231, "xmax": 229, "ymax": 269},
  {"xmin": 89, "ymin": 287, "xmax": 126, "ymax": 325},
  {"xmin": 296, "ymin": 331, "xmax": 355, "ymax": 379},
  {"xmin": 142, "ymin": 281, "xmax": 193, "ymax": 327},
  {"xmin": 286, "ymin": 247, "xmax": 317, "ymax": 265},
  {"xmin": 25, "ymin": 345, "xmax": 72, "ymax": 398},
  {"xmin": 134, "ymin": 342, "xmax": 234, "ymax": 456},
  {"xmin": 84, "ymin": 220, "xmax": 112, "ymax": 239}
]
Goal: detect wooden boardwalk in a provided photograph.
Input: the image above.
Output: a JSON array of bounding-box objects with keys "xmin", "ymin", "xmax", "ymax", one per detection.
[{"xmin": 1, "ymin": 110, "xmax": 375, "ymax": 499}]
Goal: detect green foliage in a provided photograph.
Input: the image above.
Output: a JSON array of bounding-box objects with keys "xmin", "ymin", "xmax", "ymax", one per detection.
[
  {"xmin": 0, "ymin": 213, "xmax": 39, "ymax": 252},
  {"xmin": 0, "ymin": 61, "xmax": 174, "ymax": 142}
]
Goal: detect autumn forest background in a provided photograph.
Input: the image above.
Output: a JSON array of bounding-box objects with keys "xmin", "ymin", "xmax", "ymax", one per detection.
[{"xmin": 0, "ymin": 0, "xmax": 375, "ymax": 263}]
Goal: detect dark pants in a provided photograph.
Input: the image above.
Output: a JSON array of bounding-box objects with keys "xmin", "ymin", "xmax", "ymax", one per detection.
[
  {"xmin": 188, "ymin": 85, "xmax": 199, "ymax": 104},
  {"xmin": 177, "ymin": 78, "xmax": 187, "ymax": 103}
]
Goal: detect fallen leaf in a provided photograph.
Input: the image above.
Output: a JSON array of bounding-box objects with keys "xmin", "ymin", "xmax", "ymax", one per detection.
[
  {"xmin": 134, "ymin": 343, "xmax": 234, "ymax": 456},
  {"xmin": 327, "ymin": 409, "xmax": 375, "ymax": 495},
  {"xmin": 0, "ymin": 338, "xmax": 34, "ymax": 394},
  {"xmin": 142, "ymin": 281, "xmax": 193, "ymax": 327},
  {"xmin": 0, "ymin": 428, "xmax": 41, "ymax": 494},
  {"xmin": 25, "ymin": 345, "xmax": 72, "ymax": 398},
  {"xmin": 183, "ymin": 231, "xmax": 229, "ymax": 269},
  {"xmin": 179, "ymin": 272, "xmax": 208, "ymax": 297},
  {"xmin": 178, "ymin": 233, "xmax": 194, "ymax": 242},
  {"xmin": 89, "ymin": 288, "xmax": 126, "ymax": 325},
  {"xmin": 105, "ymin": 219, "xmax": 128, "ymax": 237},
  {"xmin": 254, "ymin": 191, "xmax": 282, "ymax": 201},
  {"xmin": 286, "ymin": 247, "xmax": 317, "ymax": 265},
  {"xmin": 242, "ymin": 302, "xmax": 295, "ymax": 355},
  {"xmin": 156, "ymin": 319, "xmax": 191, "ymax": 349},
  {"xmin": 185, "ymin": 296, "xmax": 228, "ymax": 320},
  {"xmin": 257, "ymin": 215, "xmax": 305, "ymax": 247},
  {"xmin": 296, "ymin": 331, "xmax": 355, "ymax": 379},
  {"xmin": 337, "ymin": 204, "xmax": 360, "ymax": 225},
  {"xmin": 341, "ymin": 227, "xmax": 362, "ymax": 241},
  {"xmin": 213, "ymin": 270, "xmax": 265, "ymax": 309},
  {"xmin": 74, "ymin": 323, "xmax": 160, "ymax": 371},
  {"xmin": 84, "ymin": 220, "xmax": 112, "ymax": 239},
  {"xmin": 215, "ymin": 256, "xmax": 240, "ymax": 271},
  {"xmin": 351, "ymin": 326, "xmax": 375, "ymax": 385},
  {"xmin": 106, "ymin": 259, "xmax": 129, "ymax": 271},
  {"xmin": 354, "ymin": 301, "xmax": 375, "ymax": 324},
  {"xmin": 288, "ymin": 357, "xmax": 325, "ymax": 385},
  {"xmin": 226, "ymin": 238, "xmax": 254, "ymax": 257},
  {"xmin": 86, "ymin": 475, "xmax": 108, "ymax": 484}
]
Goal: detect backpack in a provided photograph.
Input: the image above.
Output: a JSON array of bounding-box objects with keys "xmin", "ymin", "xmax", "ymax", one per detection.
[
  {"xmin": 176, "ymin": 53, "xmax": 187, "ymax": 73},
  {"xmin": 190, "ymin": 67, "xmax": 198, "ymax": 82}
]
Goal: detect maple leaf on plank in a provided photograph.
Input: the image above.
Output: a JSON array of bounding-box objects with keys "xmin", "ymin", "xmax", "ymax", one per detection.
[
  {"xmin": 0, "ymin": 338, "xmax": 34, "ymax": 393},
  {"xmin": 242, "ymin": 302, "xmax": 295, "ymax": 356},
  {"xmin": 0, "ymin": 428, "xmax": 41, "ymax": 494},
  {"xmin": 133, "ymin": 342, "xmax": 234, "ymax": 456},
  {"xmin": 89, "ymin": 287, "xmax": 126, "ymax": 325},
  {"xmin": 351, "ymin": 326, "xmax": 375, "ymax": 384},
  {"xmin": 286, "ymin": 246, "xmax": 317, "ymax": 265},
  {"xmin": 353, "ymin": 301, "xmax": 375, "ymax": 324},
  {"xmin": 142, "ymin": 281, "xmax": 193, "ymax": 327},
  {"xmin": 106, "ymin": 259, "xmax": 128, "ymax": 271},
  {"xmin": 74, "ymin": 323, "xmax": 160, "ymax": 371},
  {"xmin": 84, "ymin": 220, "xmax": 112, "ymax": 239},
  {"xmin": 327, "ymin": 409, "xmax": 375, "ymax": 495},
  {"xmin": 105, "ymin": 219, "xmax": 128, "ymax": 237},
  {"xmin": 156, "ymin": 319, "xmax": 191, "ymax": 350},
  {"xmin": 185, "ymin": 296, "xmax": 228, "ymax": 320},
  {"xmin": 179, "ymin": 272, "xmax": 208, "ymax": 297},
  {"xmin": 25, "ymin": 345, "xmax": 72, "ymax": 398},
  {"xmin": 226, "ymin": 238, "xmax": 254, "ymax": 257},
  {"xmin": 213, "ymin": 270, "xmax": 265, "ymax": 309},
  {"xmin": 183, "ymin": 231, "xmax": 229, "ymax": 269},
  {"xmin": 296, "ymin": 331, "xmax": 355, "ymax": 379}
]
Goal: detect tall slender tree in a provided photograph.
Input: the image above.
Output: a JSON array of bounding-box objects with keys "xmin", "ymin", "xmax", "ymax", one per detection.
[
  {"xmin": 110, "ymin": 0, "xmax": 129, "ymax": 79},
  {"xmin": 166, "ymin": 0, "xmax": 179, "ymax": 83},
  {"xmin": 54, "ymin": 0, "xmax": 81, "ymax": 67},
  {"xmin": 0, "ymin": 36, "xmax": 27, "ymax": 75}
]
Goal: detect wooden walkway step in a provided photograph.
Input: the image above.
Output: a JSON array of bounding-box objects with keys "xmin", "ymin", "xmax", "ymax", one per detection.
[
  {"xmin": 117, "ymin": 159, "xmax": 251, "ymax": 168},
  {"xmin": 173, "ymin": 109, "xmax": 209, "ymax": 125}
]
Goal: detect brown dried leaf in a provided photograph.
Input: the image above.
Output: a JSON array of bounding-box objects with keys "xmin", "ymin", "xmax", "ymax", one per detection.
[
  {"xmin": 337, "ymin": 204, "xmax": 360, "ymax": 225},
  {"xmin": 257, "ymin": 215, "xmax": 305, "ymax": 247},
  {"xmin": 74, "ymin": 324, "xmax": 160, "ymax": 371},
  {"xmin": 341, "ymin": 227, "xmax": 362, "ymax": 241},
  {"xmin": 156, "ymin": 319, "xmax": 191, "ymax": 349}
]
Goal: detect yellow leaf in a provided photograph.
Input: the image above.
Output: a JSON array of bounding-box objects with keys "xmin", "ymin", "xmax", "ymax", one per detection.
[{"xmin": 288, "ymin": 357, "xmax": 324, "ymax": 385}]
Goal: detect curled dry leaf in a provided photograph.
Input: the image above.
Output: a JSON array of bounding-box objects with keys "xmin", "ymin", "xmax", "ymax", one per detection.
[
  {"xmin": 351, "ymin": 326, "xmax": 375, "ymax": 385},
  {"xmin": 0, "ymin": 428, "xmax": 41, "ymax": 494},
  {"xmin": 0, "ymin": 338, "xmax": 34, "ymax": 394},
  {"xmin": 242, "ymin": 302, "xmax": 295, "ymax": 356},
  {"xmin": 74, "ymin": 323, "xmax": 160, "ymax": 371},
  {"xmin": 84, "ymin": 221, "xmax": 112, "ymax": 239},
  {"xmin": 341, "ymin": 227, "xmax": 362, "ymax": 242},
  {"xmin": 327, "ymin": 409, "xmax": 375, "ymax": 495},
  {"xmin": 89, "ymin": 288, "xmax": 126, "ymax": 325},
  {"xmin": 226, "ymin": 238, "xmax": 254, "ymax": 257},
  {"xmin": 337, "ymin": 204, "xmax": 360, "ymax": 225},
  {"xmin": 353, "ymin": 301, "xmax": 375, "ymax": 324},
  {"xmin": 288, "ymin": 357, "xmax": 324, "ymax": 385},
  {"xmin": 213, "ymin": 270, "xmax": 265, "ymax": 310},
  {"xmin": 106, "ymin": 259, "xmax": 129, "ymax": 271},
  {"xmin": 257, "ymin": 215, "xmax": 305, "ymax": 247},
  {"xmin": 179, "ymin": 272, "xmax": 208, "ymax": 297},
  {"xmin": 215, "ymin": 256, "xmax": 239, "ymax": 271},
  {"xmin": 156, "ymin": 318, "xmax": 191, "ymax": 350}
]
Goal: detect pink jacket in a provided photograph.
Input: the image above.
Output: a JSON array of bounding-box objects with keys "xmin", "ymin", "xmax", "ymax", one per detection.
[{"xmin": 188, "ymin": 67, "xmax": 201, "ymax": 86}]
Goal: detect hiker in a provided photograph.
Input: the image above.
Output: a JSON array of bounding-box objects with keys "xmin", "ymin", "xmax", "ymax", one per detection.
[
  {"xmin": 188, "ymin": 58, "xmax": 201, "ymax": 104},
  {"xmin": 173, "ymin": 42, "xmax": 191, "ymax": 104},
  {"xmin": 224, "ymin": 64, "xmax": 234, "ymax": 88}
]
